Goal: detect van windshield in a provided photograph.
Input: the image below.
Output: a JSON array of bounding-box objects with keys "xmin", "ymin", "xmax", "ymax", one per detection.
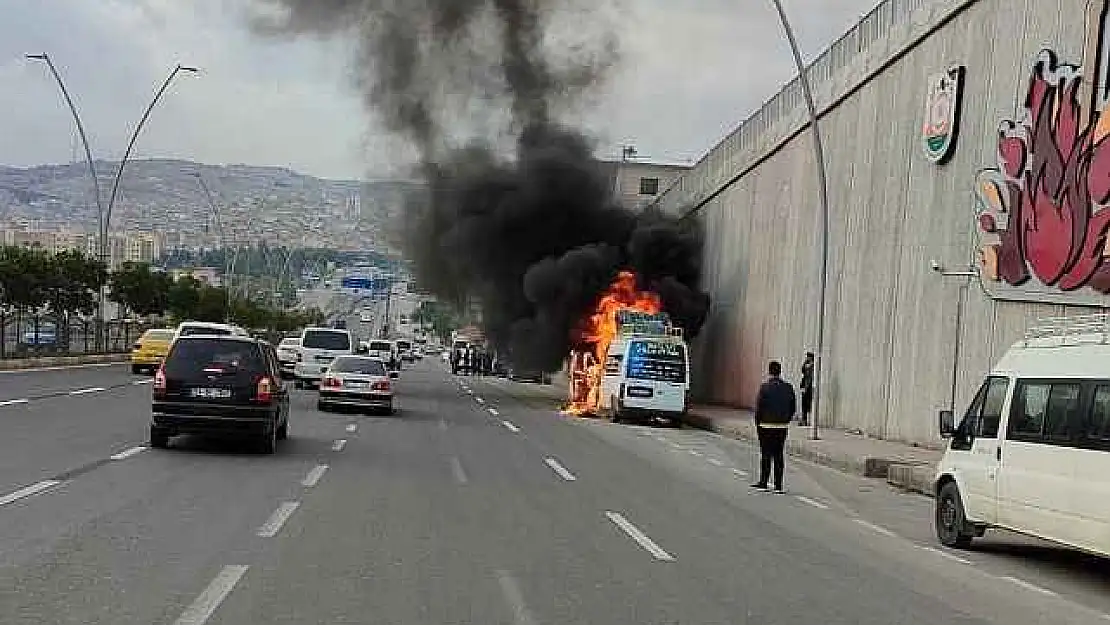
[
  {"xmin": 303, "ymin": 330, "xmax": 351, "ymax": 351},
  {"xmin": 625, "ymin": 340, "xmax": 686, "ymax": 383}
]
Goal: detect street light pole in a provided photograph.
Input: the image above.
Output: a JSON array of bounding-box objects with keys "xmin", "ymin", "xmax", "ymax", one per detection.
[
  {"xmin": 769, "ymin": 0, "xmax": 830, "ymax": 441},
  {"xmin": 193, "ymin": 172, "xmax": 233, "ymax": 321}
]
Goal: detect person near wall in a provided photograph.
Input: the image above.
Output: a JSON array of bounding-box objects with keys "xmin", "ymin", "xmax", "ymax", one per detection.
[
  {"xmin": 799, "ymin": 352, "xmax": 815, "ymax": 426},
  {"xmin": 752, "ymin": 360, "xmax": 797, "ymax": 493}
]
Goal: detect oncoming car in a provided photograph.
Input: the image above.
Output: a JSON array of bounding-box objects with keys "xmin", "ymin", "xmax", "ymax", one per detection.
[{"xmin": 317, "ymin": 355, "xmax": 398, "ymax": 414}]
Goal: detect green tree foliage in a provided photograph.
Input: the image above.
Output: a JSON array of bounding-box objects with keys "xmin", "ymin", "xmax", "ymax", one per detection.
[{"xmin": 109, "ymin": 262, "xmax": 172, "ymax": 317}]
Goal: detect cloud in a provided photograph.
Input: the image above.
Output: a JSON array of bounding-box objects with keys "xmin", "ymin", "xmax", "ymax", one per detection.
[{"xmin": 0, "ymin": 0, "xmax": 880, "ymax": 178}]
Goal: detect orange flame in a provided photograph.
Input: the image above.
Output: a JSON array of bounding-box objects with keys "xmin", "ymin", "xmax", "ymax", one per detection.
[{"xmin": 563, "ymin": 271, "xmax": 662, "ymax": 416}]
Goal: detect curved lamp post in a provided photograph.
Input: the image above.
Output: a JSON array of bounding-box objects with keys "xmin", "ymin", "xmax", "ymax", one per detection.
[
  {"xmin": 192, "ymin": 172, "xmax": 233, "ymax": 320},
  {"xmin": 770, "ymin": 0, "xmax": 830, "ymax": 441}
]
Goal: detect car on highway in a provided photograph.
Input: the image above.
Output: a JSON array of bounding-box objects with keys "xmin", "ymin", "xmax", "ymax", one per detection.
[
  {"xmin": 276, "ymin": 337, "xmax": 301, "ymax": 378},
  {"xmin": 396, "ymin": 339, "xmax": 415, "ymax": 363},
  {"xmin": 364, "ymin": 339, "xmax": 398, "ymax": 369},
  {"xmin": 294, "ymin": 327, "xmax": 355, "ymax": 388},
  {"xmin": 150, "ymin": 335, "xmax": 290, "ymax": 453},
  {"xmin": 317, "ymin": 355, "xmax": 398, "ymax": 414},
  {"xmin": 172, "ymin": 321, "xmax": 249, "ymax": 342},
  {"xmin": 359, "ymin": 310, "xmax": 374, "ymax": 323},
  {"xmin": 130, "ymin": 328, "xmax": 175, "ymax": 374}
]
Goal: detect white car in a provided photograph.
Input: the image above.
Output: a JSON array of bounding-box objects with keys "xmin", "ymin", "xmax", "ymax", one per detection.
[
  {"xmin": 172, "ymin": 321, "xmax": 249, "ymax": 342},
  {"xmin": 317, "ymin": 355, "xmax": 398, "ymax": 415},
  {"xmin": 276, "ymin": 337, "xmax": 301, "ymax": 378},
  {"xmin": 294, "ymin": 327, "xmax": 355, "ymax": 388}
]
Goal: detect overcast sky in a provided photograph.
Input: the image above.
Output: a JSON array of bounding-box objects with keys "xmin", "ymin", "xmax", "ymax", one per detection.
[{"xmin": 0, "ymin": 0, "xmax": 881, "ymax": 180}]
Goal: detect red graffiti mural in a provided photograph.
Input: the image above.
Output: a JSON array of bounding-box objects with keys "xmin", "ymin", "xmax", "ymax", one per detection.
[{"xmin": 976, "ymin": 50, "xmax": 1110, "ymax": 293}]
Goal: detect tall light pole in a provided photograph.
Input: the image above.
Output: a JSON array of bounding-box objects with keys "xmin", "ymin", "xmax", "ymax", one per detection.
[
  {"xmin": 192, "ymin": 172, "xmax": 233, "ymax": 320},
  {"xmin": 770, "ymin": 0, "xmax": 830, "ymax": 440},
  {"xmin": 25, "ymin": 54, "xmax": 104, "ymax": 253}
]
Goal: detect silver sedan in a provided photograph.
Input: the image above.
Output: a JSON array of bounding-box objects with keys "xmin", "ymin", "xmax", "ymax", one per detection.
[{"xmin": 316, "ymin": 355, "xmax": 399, "ymax": 415}]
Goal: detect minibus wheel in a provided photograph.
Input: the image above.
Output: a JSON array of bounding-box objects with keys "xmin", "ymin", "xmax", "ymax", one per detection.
[{"xmin": 936, "ymin": 482, "xmax": 975, "ymax": 549}]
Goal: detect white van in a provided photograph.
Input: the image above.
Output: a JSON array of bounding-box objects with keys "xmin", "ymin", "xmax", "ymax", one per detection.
[
  {"xmin": 597, "ymin": 313, "xmax": 689, "ymax": 426},
  {"xmin": 293, "ymin": 327, "xmax": 355, "ymax": 388},
  {"xmin": 172, "ymin": 321, "xmax": 248, "ymax": 342},
  {"xmin": 934, "ymin": 314, "xmax": 1110, "ymax": 556}
]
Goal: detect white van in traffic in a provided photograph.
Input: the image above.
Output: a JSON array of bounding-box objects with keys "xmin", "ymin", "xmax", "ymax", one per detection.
[
  {"xmin": 597, "ymin": 312, "xmax": 689, "ymax": 426},
  {"xmin": 294, "ymin": 327, "xmax": 355, "ymax": 388},
  {"xmin": 934, "ymin": 314, "xmax": 1110, "ymax": 556}
]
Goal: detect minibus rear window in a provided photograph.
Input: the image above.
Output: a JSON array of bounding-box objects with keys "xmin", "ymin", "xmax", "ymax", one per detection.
[{"xmin": 625, "ymin": 340, "xmax": 686, "ymax": 383}]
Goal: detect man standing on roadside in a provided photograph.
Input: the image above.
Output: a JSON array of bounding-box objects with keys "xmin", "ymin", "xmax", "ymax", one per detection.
[
  {"xmin": 799, "ymin": 352, "xmax": 815, "ymax": 426},
  {"xmin": 752, "ymin": 360, "xmax": 796, "ymax": 493}
]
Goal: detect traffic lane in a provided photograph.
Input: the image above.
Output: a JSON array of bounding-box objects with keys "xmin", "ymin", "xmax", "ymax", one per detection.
[
  {"xmin": 465, "ymin": 378, "xmax": 1106, "ymax": 624},
  {"xmin": 206, "ymin": 363, "xmax": 749, "ymax": 625},
  {"xmin": 0, "ymin": 383, "xmax": 155, "ymax": 494},
  {"xmin": 0, "ymin": 362, "xmax": 137, "ymax": 400},
  {"xmin": 0, "ymin": 392, "xmax": 346, "ymax": 625}
]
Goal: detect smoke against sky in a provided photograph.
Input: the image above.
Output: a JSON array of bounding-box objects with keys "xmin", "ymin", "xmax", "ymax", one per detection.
[{"xmin": 248, "ymin": 0, "xmax": 708, "ymax": 370}]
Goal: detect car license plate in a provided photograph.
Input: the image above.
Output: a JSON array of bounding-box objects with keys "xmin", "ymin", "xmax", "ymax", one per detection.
[
  {"xmin": 191, "ymin": 387, "xmax": 232, "ymax": 399},
  {"xmin": 345, "ymin": 381, "xmax": 367, "ymax": 389}
]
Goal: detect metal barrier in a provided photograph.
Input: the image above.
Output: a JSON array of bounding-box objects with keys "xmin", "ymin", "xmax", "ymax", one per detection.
[{"xmin": 0, "ymin": 314, "xmax": 151, "ymax": 359}]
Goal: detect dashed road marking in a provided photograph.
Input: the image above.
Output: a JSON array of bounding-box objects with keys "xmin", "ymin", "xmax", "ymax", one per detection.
[
  {"xmin": 688, "ymin": 450, "xmax": 702, "ymax": 457},
  {"xmin": 110, "ymin": 446, "xmax": 147, "ymax": 461},
  {"xmin": 331, "ymin": 439, "xmax": 347, "ymax": 451},
  {"xmin": 731, "ymin": 468, "xmax": 749, "ymax": 477},
  {"xmin": 488, "ymin": 407, "xmax": 499, "ymax": 416},
  {"xmin": 133, "ymin": 379, "xmax": 154, "ymax": 385},
  {"xmin": 0, "ymin": 480, "xmax": 61, "ymax": 507},
  {"xmin": 466, "ymin": 389, "xmax": 474, "ymax": 395},
  {"xmin": 439, "ymin": 418, "xmax": 448, "ymax": 431},
  {"xmin": 256, "ymin": 501, "xmax": 300, "ymax": 538},
  {"xmin": 476, "ymin": 397, "xmax": 485, "ymax": 404},
  {"xmin": 451, "ymin": 457, "xmax": 468, "ymax": 485},
  {"xmin": 854, "ymin": 519, "xmax": 896, "ymax": 538},
  {"xmin": 345, "ymin": 423, "xmax": 357, "ymax": 433},
  {"xmin": 172, "ymin": 564, "xmax": 249, "ymax": 625},
  {"xmin": 708, "ymin": 458, "xmax": 724, "ymax": 466},
  {"xmin": 917, "ymin": 546, "xmax": 972, "ymax": 565},
  {"xmin": 795, "ymin": 495, "xmax": 830, "ymax": 510},
  {"xmin": 0, "ymin": 398, "xmax": 30, "ymax": 407},
  {"xmin": 0, "ymin": 362, "xmax": 113, "ymax": 374},
  {"xmin": 497, "ymin": 570, "xmax": 538, "ymax": 625},
  {"xmin": 501, "ymin": 421, "xmax": 521, "ymax": 433},
  {"xmin": 69, "ymin": 386, "xmax": 106, "ymax": 395},
  {"xmin": 544, "ymin": 457, "xmax": 577, "ymax": 481},
  {"xmin": 301, "ymin": 464, "xmax": 328, "ymax": 488},
  {"xmin": 606, "ymin": 511, "xmax": 675, "ymax": 562},
  {"xmin": 999, "ymin": 576, "xmax": 1057, "ymax": 596}
]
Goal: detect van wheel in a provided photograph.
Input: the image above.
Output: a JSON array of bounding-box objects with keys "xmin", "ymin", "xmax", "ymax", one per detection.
[
  {"xmin": 149, "ymin": 425, "xmax": 170, "ymax": 449},
  {"xmin": 936, "ymin": 482, "xmax": 975, "ymax": 549}
]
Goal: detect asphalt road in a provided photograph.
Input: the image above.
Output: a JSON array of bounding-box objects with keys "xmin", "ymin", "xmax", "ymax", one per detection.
[{"xmin": 0, "ymin": 359, "xmax": 1108, "ymax": 624}]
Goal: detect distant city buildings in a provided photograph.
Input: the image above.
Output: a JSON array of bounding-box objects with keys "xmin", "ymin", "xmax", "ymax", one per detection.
[{"xmin": 0, "ymin": 226, "xmax": 165, "ymax": 268}]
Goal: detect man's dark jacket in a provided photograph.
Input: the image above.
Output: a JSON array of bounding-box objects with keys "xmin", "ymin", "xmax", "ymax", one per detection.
[{"xmin": 754, "ymin": 377, "xmax": 797, "ymax": 425}]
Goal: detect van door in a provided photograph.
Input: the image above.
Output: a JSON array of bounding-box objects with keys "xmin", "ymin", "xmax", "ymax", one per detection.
[
  {"xmin": 1072, "ymin": 383, "xmax": 1110, "ymax": 555},
  {"xmin": 997, "ymin": 380, "xmax": 1082, "ymax": 538},
  {"xmin": 951, "ymin": 376, "xmax": 1010, "ymax": 525}
]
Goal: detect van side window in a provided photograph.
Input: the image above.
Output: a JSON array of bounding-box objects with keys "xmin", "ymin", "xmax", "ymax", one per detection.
[
  {"xmin": 1086, "ymin": 385, "xmax": 1110, "ymax": 443},
  {"xmin": 979, "ymin": 377, "xmax": 1009, "ymax": 438},
  {"xmin": 1009, "ymin": 381, "xmax": 1081, "ymax": 442}
]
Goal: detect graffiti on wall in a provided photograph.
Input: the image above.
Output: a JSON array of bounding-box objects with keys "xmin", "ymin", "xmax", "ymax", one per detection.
[{"xmin": 975, "ymin": 0, "xmax": 1110, "ymax": 304}]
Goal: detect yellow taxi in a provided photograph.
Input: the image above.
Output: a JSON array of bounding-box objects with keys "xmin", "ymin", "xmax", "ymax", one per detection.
[{"xmin": 131, "ymin": 328, "xmax": 175, "ymax": 374}]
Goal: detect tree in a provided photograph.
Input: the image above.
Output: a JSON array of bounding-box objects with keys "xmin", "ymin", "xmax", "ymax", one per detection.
[
  {"xmin": 167, "ymin": 275, "xmax": 203, "ymax": 320},
  {"xmin": 0, "ymin": 246, "xmax": 48, "ymax": 316},
  {"xmin": 110, "ymin": 262, "xmax": 171, "ymax": 317},
  {"xmin": 42, "ymin": 250, "xmax": 104, "ymax": 318}
]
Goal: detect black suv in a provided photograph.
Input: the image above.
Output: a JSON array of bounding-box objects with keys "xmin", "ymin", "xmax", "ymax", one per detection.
[{"xmin": 151, "ymin": 335, "xmax": 290, "ymax": 453}]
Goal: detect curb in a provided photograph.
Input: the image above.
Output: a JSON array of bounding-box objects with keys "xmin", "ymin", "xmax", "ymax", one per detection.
[
  {"xmin": 684, "ymin": 411, "xmax": 937, "ymax": 497},
  {"xmin": 0, "ymin": 353, "xmax": 129, "ymax": 371}
]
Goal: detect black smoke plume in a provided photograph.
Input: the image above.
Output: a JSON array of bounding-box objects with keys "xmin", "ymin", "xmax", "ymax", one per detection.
[{"xmin": 249, "ymin": 0, "xmax": 709, "ymax": 371}]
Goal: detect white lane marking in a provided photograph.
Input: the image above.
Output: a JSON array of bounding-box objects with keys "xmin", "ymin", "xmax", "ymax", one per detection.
[
  {"xmin": 918, "ymin": 546, "xmax": 972, "ymax": 565},
  {"xmin": 795, "ymin": 495, "xmax": 830, "ymax": 510},
  {"xmin": 133, "ymin": 379, "xmax": 154, "ymax": 385},
  {"xmin": 605, "ymin": 511, "xmax": 675, "ymax": 562},
  {"xmin": 301, "ymin": 464, "xmax": 329, "ymax": 488},
  {"xmin": 438, "ymin": 418, "xmax": 448, "ymax": 431},
  {"xmin": 635, "ymin": 429, "xmax": 652, "ymax": 436},
  {"xmin": 707, "ymin": 458, "xmax": 724, "ymax": 466},
  {"xmin": 501, "ymin": 420, "xmax": 521, "ymax": 433},
  {"xmin": 0, "ymin": 398, "xmax": 29, "ymax": 407},
  {"xmin": 476, "ymin": 397, "xmax": 485, "ymax": 404},
  {"xmin": 731, "ymin": 468, "xmax": 749, "ymax": 477},
  {"xmin": 172, "ymin": 564, "xmax": 249, "ymax": 625},
  {"xmin": 0, "ymin": 480, "xmax": 61, "ymax": 507},
  {"xmin": 497, "ymin": 570, "xmax": 538, "ymax": 625},
  {"xmin": 69, "ymin": 386, "xmax": 106, "ymax": 396},
  {"xmin": 669, "ymin": 442, "xmax": 684, "ymax": 450},
  {"xmin": 466, "ymin": 389, "xmax": 474, "ymax": 395},
  {"xmin": 451, "ymin": 457, "xmax": 468, "ymax": 485},
  {"xmin": 488, "ymin": 407, "xmax": 500, "ymax": 416},
  {"xmin": 688, "ymin": 450, "xmax": 702, "ymax": 457},
  {"xmin": 331, "ymin": 439, "xmax": 347, "ymax": 451},
  {"xmin": 544, "ymin": 457, "xmax": 577, "ymax": 481},
  {"xmin": 256, "ymin": 501, "xmax": 300, "ymax": 538},
  {"xmin": 110, "ymin": 446, "xmax": 148, "ymax": 461},
  {"xmin": 345, "ymin": 423, "xmax": 357, "ymax": 433},
  {"xmin": 854, "ymin": 519, "xmax": 896, "ymax": 538},
  {"xmin": 999, "ymin": 576, "xmax": 1057, "ymax": 596}
]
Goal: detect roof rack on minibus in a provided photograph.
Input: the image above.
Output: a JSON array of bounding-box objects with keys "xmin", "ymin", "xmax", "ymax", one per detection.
[{"xmin": 1023, "ymin": 313, "xmax": 1110, "ymax": 346}]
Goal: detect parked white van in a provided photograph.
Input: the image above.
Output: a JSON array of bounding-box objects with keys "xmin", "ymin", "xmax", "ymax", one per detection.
[
  {"xmin": 293, "ymin": 327, "xmax": 355, "ymax": 388},
  {"xmin": 934, "ymin": 314, "xmax": 1110, "ymax": 556},
  {"xmin": 597, "ymin": 311, "xmax": 689, "ymax": 426}
]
